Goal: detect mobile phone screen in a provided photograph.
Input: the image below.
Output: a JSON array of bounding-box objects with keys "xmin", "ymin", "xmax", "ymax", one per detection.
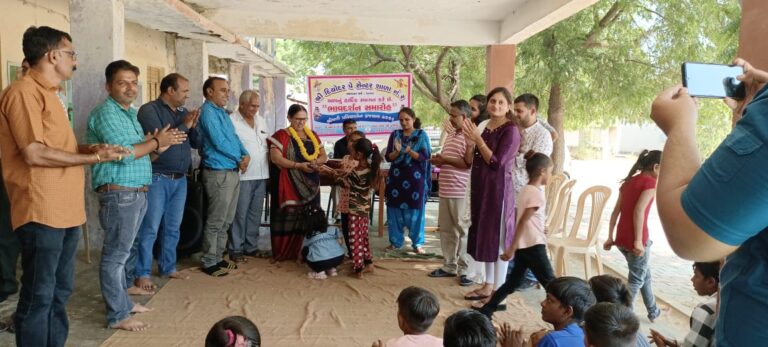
[{"xmin": 682, "ymin": 63, "xmax": 745, "ymax": 99}]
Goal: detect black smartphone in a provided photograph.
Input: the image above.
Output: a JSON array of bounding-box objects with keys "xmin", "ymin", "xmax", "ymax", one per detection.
[{"xmin": 682, "ymin": 62, "xmax": 745, "ymax": 99}]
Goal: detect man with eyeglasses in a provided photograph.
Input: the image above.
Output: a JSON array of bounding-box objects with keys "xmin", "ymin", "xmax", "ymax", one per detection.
[
  {"xmin": 197, "ymin": 77, "xmax": 250, "ymax": 277},
  {"xmin": 428, "ymin": 100, "xmax": 474, "ymax": 286},
  {"xmin": 0, "ymin": 26, "xmax": 130, "ymax": 346}
]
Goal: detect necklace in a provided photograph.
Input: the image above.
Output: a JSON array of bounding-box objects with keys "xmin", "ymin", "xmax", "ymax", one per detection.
[{"xmin": 287, "ymin": 126, "xmax": 320, "ymax": 161}]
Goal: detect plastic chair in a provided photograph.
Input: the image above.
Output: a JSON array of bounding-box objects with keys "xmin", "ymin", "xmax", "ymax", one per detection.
[
  {"xmin": 547, "ymin": 185, "xmax": 612, "ymax": 278},
  {"xmin": 545, "ymin": 173, "xmax": 567, "ymax": 216},
  {"xmin": 545, "ymin": 179, "xmax": 577, "ymax": 238}
]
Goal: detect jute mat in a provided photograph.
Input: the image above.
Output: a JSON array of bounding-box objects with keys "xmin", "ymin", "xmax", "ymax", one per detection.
[{"xmin": 102, "ymin": 258, "xmax": 547, "ymax": 347}]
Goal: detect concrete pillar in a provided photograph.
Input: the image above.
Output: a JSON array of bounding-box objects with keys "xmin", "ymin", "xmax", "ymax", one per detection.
[
  {"xmin": 228, "ymin": 62, "xmax": 244, "ymax": 110},
  {"xmin": 69, "ymin": 0, "xmax": 125, "ymax": 143},
  {"xmin": 485, "ymin": 45, "xmax": 517, "ymax": 94},
  {"xmin": 176, "ymin": 39, "xmax": 208, "ymax": 109},
  {"xmin": 69, "ymin": 0, "xmax": 125, "ymax": 249},
  {"xmin": 273, "ymin": 76, "xmax": 288, "ymax": 132},
  {"xmin": 738, "ymin": 0, "xmax": 768, "ymax": 70}
]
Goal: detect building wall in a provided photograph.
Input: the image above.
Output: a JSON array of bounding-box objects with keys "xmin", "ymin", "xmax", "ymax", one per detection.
[
  {"xmin": 0, "ymin": 0, "xmax": 70, "ymax": 89},
  {"xmin": 124, "ymin": 21, "xmax": 176, "ymax": 104}
]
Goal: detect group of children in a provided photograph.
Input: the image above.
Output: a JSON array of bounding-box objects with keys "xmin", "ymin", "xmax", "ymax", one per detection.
[
  {"xmin": 202, "ymin": 260, "xmax": 720, "ymax": 347},
  {"xmin": 300, "ymin": 131, "xmax": 380, "ymax": 279}
]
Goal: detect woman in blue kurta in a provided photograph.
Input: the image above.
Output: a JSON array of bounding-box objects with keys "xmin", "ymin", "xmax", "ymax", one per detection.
[
  {"xmin": 462, "ymin": 87, "xmax": 521, "ymax": 300},
  {"xmin": 384, "ymin": 107, "xmax": 431, "ymax": 254}
]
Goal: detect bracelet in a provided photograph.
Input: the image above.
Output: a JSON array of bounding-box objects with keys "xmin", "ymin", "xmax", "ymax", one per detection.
[
  {"xmin": 94, "ymin": 153, "xmax": 101, "ymax": 163},
  {"xmin": 152, "ymin": 137, "xmax": 160, "ymax": 150}
]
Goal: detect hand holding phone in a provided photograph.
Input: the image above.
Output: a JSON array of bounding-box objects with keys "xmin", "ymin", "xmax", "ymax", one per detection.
[{"xmin": 682, "ymin": 62, "xmax": 745, "ymax": 99}]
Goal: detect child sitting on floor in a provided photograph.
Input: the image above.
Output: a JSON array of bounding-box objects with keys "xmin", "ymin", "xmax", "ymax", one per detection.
[
  {"xmin": 372, "ymin": 286, "xmax": 443, "ymax": 347},
  {"xmin": 649, "ymin": 261, "xmax": 720, "ymax": 347},
  {"xmin": 300, "ymin": 211, "xmax": 346, "ymax": 279},
  {"xmin": 584, "ymin": 302, "xmax": 640, "ymax": 347},
  {"xmin": 497, "ymin": 277, "xmax": 596, "ymax": 347},
  {"xmin": 444, "ymin": 310, "xmax": 497, "ymax": 347},
  {"xmin": 205, "ymin": 315, "xmax": 261, "ymax": 347},
  {"xmin": 335, "ymin": 138, "xmax": 381, "ymax": 278}
]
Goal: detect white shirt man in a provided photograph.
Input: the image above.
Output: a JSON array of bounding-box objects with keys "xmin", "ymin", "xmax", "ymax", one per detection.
[{"xmin": 229, "ymin": 90, "xmax": 270, "ymax": 261}]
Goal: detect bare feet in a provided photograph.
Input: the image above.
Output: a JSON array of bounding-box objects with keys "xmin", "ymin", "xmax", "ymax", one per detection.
[
  {"xmin": 126, "ymin": 286, "xmax": 155, "ymax": 296},
  {"xmin": 131, "ymin": 303, "xmax": 154, "ymax": 314},
  {"xmin": 111, "ymin": 317, "xmax": 149, "ymax": 331},
  {"xmin": 166, "ymin": 272, "xmax": 189, "ymax": 280},
  {"xmin": 134, "ymin": 278, "xmax": 156, "ymax": 292},
  {"xmin": 363, "ymin": 264, "xmax": 375, "ymax": 273},
  {"xmin": 413, "ymin": 247, "xmax": 426, "ymax": 254}
]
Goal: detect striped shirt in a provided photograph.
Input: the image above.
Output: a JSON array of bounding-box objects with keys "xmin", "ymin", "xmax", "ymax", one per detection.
[
  {"xmin": 87, "ymin": 97, "xmax": 151, "ymax": 189},
  {"xmin": 438, "ymin": 131, "xmax": 470, "ymax": 198}
]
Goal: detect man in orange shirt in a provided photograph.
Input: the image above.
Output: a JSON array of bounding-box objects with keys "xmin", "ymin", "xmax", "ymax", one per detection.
[{"xmin": 0, "ymin": 26, "xmax": 126, "ymax": 347}]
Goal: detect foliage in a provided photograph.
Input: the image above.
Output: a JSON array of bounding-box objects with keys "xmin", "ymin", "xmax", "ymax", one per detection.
[
  {"xmin": 515, "ymin": 0, "xmax": 741, "ymax": 157},
  {"xmin": 276, "ymin": 0, "xmax": 741, "ymax": 158},
  {"xmin": 276, "ymin": 40, "xmax": 486, "ymax": 126}
]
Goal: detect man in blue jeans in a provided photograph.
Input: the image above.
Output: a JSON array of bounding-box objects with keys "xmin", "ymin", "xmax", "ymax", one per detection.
[
  {"xmin": 0, "ymin": 26, "xmax": 128, "ymax": 346},
  {"xmin": 87, "ymin": 60, "xmax": 184, "ymax": 331},
  {"xmin": 651, "ymin": 58, "xmax": 768, "ymax": 346},
  {"xmin": 127, "ymin": 73, "xmax": 200, "ymax": 294}
]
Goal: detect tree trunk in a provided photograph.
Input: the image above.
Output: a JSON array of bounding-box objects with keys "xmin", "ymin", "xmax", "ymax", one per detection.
[{"xmin": 548, "ymin": 81, "xmax": 566, "ymax": 174}]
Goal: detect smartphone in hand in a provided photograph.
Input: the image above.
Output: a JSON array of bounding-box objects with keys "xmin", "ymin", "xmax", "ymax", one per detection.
[{"xmin": 682, "ymin": 62, "xmax": 745, "ymax": 99}]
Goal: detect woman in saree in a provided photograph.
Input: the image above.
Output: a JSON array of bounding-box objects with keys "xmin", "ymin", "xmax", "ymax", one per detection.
[
  {"xmin": 267, "ymin": 104, "xmax": 329, "ymax": 261},
  {"xmin": 384, "ymin": 107, "xmax": 432, "ymax": 254},
  {"xmin": 461, "ymin": 87, "xmax": 521, "ymax": 301}
]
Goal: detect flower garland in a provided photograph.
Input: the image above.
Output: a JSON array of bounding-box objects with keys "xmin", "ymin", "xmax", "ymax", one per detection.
[{"xmin": 287, "ymin": 126, "xmax": 320, "ymax": 161}]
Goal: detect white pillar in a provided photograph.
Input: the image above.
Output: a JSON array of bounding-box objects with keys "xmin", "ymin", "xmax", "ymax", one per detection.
[
  {"xmin": 69, "ymin": 0, "xmax": 125, "ymax": 143},
  {"xmin": 175, "ymin": 38, "xmax": 208, "ymax": 109}
]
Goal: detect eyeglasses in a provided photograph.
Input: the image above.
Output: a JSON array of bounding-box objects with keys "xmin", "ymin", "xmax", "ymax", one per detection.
[
  {"xmin": 54, "ymin": 50, "xmax": 78, "ymax": 60},
  {"xmin": 293, "ymin": 117, "xmax": 308, "ymax": 121}
]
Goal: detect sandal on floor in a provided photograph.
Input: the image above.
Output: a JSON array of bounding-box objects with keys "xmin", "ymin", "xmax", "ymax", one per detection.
[
  {"xmin": 202, "ymin": 265, "xmax": 229, "ymax": 277},
  {"xmin": 384, "ymin": 245, "xmax": 398, "ymax": 252},
  {"xmin": 464, "ymin": 289, "xmax": 491, "ymax": 301},
  {"xmin": 413, "ymin": 247, "xmax": 426, "ymax": 254},
  {"xmin": 217, "ymin": 260, "xmax": 238, "ymax": 270}
]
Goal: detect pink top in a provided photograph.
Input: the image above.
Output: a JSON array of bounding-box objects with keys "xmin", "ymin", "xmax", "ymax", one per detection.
[
  {"xmin": 516, "ymin": 184, "xmax": 546, "ymax": 249},
  {"xmin": 385, "ymin": 334, "xmax": 443, "ymax": 347},
  {"xmin": 438, "ymin": 131, "xmax": 471, "ymax": 198}
]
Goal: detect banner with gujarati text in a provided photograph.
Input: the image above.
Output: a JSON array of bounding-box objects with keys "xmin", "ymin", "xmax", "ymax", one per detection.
[{"xmin": 308, "ymin": 73, "xmax": 412, "ymax": 137}]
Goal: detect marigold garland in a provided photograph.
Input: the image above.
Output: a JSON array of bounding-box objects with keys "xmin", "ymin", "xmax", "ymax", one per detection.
[{"xmin": 287, "ymin": 126, "xmax": 320, "ymax": 161}]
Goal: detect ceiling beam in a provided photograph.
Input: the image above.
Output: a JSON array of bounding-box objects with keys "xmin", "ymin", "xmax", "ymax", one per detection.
[{"xmin": 499, "ymin": 0, "xmax": 599, "ymax": 44}]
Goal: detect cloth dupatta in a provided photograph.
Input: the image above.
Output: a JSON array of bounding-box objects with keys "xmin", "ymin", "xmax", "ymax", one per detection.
[
  {"xmin": 267, "ymin": 129, "xmax": 320, "ymax": 208},
  {"xmin": 462, "ymin": 119, "xmax": 489, "ymax": 283}
]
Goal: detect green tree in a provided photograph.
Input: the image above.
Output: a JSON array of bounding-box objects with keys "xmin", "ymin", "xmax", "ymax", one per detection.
[
  {"xmin": 277, "ymin": 0, "xmax": 741, "ymax": 172},
  {"xmin": 276, "ymin": 40, "xmax": 486, "ymax": 126},
  {"xmin": 515, "ymin": 0, "xmax": 741, "ymax": 171}
]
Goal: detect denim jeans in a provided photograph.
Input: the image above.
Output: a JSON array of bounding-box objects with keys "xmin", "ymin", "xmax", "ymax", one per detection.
[
  {"xmin": 229, "ymin": 179, "xmax": 267, "ymax": 257},
  {"xmin": 98, "ymin": 190, "xmax": 148, "ymax": 327},
  {"xmin": 126, "ymin": 174, "xmax": 187, "ymax": 283},
  {"xmin": 619, "ymin": 240, "xmax": 661, "ymax": 320},
  {"xmin": 14, "ymin": 223, "xmax": 80, "ymax": 347}
]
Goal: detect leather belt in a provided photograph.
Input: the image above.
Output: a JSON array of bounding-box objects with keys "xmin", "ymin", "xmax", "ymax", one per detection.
[
  {"xmin": 97, "ymin": 184, "xmax": 149, "ymax": 193},
  {"xmin": 203, "ymin": 166, "xmax": 238, "ymax": 172},
  {"xmin": 155, "ymin": 173, "xmax": 185, "ymax": 179}
]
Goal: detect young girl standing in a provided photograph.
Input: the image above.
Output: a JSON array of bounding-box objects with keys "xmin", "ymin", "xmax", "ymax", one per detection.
[
  {"xmin": 604, "ymin": 150, "xmax": 663, "ymax": 322},
  {"xmin": 337, "ymin": 138, "xmax": 382, "ymax": 277},
  {"xmin": 475, "ymin": 151, "xmax": 557, "ymax": 317}
]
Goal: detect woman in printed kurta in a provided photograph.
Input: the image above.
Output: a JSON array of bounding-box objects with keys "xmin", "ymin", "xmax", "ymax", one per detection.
[
  {"xmin": 462, "ymin": 87, "xmax": 521, "ymax": 300},
  {"xmin": 267, "ymin": 104, "xmax": 329, "ymax": 261},
  {"xmin": 384, "ymin": 108, "xmax": 432, "ymax": 254}
]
